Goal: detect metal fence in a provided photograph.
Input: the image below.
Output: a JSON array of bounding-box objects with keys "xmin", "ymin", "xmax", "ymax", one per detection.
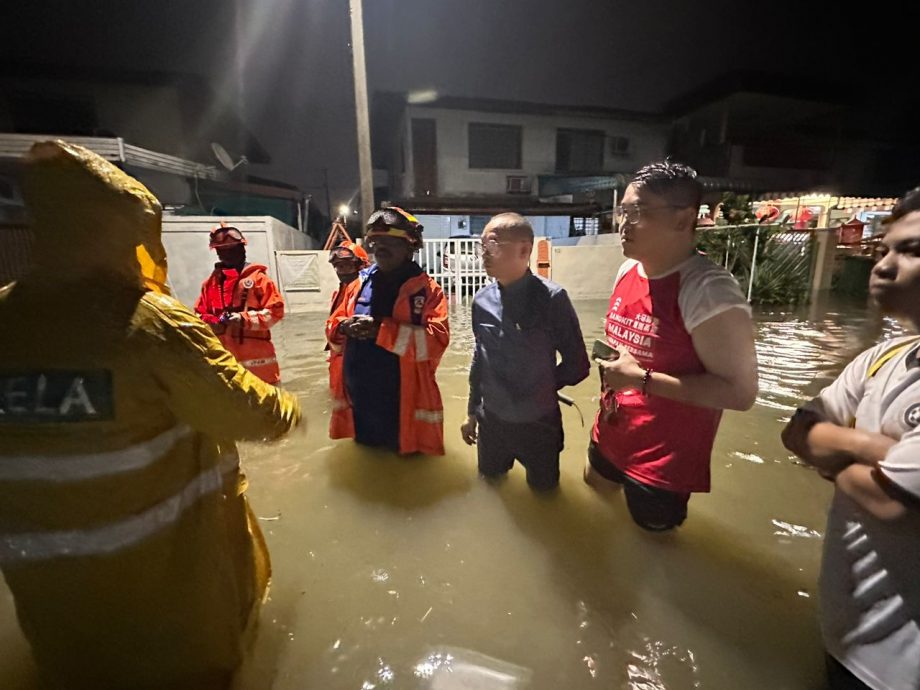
[
  {"xmin": 697, "ymin": 225, "xmax": 817, "ymax": 305},
  {"xmin": 416, "ymin": 237, "xmax": 492, "ymax": 303}
]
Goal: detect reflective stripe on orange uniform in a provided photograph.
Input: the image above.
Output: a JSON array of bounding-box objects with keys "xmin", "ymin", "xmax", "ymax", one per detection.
[
  {"xmin": 195, "ymin": 264, "xmax": 284, "ymax": 384},
  {"xmin": 326, "ymin": 272, "xmax": 449, "ymax": 455}
]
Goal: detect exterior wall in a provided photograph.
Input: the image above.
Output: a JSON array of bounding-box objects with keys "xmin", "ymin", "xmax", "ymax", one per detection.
[
  {"xmin": 400, "ymin": 106, "xmax": 667, "ymax": 198},
  {"xmin": 726, "ymin": 145, "xmax": 827, "ymax": 190},
  {"xmin": 161, "ymin": 215, "xmax": 311, "ymax": 308}
]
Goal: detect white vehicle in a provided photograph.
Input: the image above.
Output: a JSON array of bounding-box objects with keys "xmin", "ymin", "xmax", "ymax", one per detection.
[
  {"xmin": 415, "ymin": 235, "xmax": 489, "ymax": 298},
  {"xmin": 440, "ymin": 234, "xmax": 483, "ymax": 276}
]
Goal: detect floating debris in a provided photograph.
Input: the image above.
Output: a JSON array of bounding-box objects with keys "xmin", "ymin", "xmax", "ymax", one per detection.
[{"xmin": 772, "ymin": 519, "xmax": 822, "ymax": 539}]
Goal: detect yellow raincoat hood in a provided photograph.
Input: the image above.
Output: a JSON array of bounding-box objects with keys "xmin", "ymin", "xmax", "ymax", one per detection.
[
  {"xmin": 1, "ymin": 141, "xmax": 302, "ymax": 689},
  {"xmin": 22, "ymin": 140, "xmax": 170, "ymax": 295}
]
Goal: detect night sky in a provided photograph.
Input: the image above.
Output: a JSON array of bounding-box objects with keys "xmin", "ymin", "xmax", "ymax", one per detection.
[{"xmin": 0, "ymin": 0, "xmax": 906, "ymax": 211}]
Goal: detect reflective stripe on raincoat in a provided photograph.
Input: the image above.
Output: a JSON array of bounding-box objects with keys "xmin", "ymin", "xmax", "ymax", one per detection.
[{"xmin": 0, "ymin": 140, "xmax": 301, "ymax": 690}]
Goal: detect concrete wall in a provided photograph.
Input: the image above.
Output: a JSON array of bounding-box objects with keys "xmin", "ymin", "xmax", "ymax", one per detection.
[
  {"xmin": 548, "ymin": 234, "xmax": 625, "ymax": 299},
  {"xmin": 161, "ymin": 215, "xmax": 312, "ymax": 308},
  {"xmin": 528, "ymin": 216, "xmax": 570, "ymax": 239},
  {"xmin": 401, "ymin": 106, "xmax": 667, "ymax": 198}
]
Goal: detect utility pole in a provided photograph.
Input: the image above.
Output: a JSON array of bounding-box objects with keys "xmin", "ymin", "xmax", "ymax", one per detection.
[
  {"xmin": 323, "ymin": 167, "xmax": 332, "ymax": 222},
  {"xmin": 348, "ymin": 0, "xmax": 374, "ymax": 222}
]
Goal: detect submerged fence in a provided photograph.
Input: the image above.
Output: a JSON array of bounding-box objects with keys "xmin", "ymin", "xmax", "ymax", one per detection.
[{"xmin": 697, "ymin": 225, "xmax": 817, "ymax": 305}]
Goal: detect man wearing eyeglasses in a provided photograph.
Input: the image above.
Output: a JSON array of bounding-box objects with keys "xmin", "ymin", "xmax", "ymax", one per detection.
[
  {"xmin": 195, "ymin": 224, "xmax": 286, "ymax": 384},
  {"xmin": 461, "ymin": 213, "xmax": 590, "ymax": 490},
  {"xmin": 586, "ymin": 162, "xmax": 758, "ymax": 530}
]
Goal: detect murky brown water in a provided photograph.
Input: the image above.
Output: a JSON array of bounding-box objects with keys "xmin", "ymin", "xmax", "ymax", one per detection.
[{"xmin": 0, "ymin": 294, "xmax": 909, "ymax": 689}]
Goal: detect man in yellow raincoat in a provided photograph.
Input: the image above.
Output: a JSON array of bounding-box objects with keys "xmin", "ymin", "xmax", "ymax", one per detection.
[{"xmin": 0, "ymin": 141, "xmax": 301, "ymax": 690}]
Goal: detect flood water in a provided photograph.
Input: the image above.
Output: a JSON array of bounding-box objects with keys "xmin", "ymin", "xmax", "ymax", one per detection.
[{"xmin": 0, "ymin": 294, "xmax": 910, "ymax": 690}]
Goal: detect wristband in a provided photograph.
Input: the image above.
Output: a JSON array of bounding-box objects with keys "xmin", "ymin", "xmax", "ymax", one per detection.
[{"xmin": 641, "ymin": 367, "xmax": 654, "ymax": 395}]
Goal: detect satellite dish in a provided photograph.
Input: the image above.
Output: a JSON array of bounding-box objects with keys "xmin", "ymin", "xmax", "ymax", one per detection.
[{"xmin": 211, "ymin": 142, "xmax": 248, "ymax": 171}]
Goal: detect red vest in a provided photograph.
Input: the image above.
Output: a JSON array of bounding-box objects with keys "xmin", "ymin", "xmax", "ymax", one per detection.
[{"xmin": 591, "ymin": 263, "xmax": 722, "ymax": 493}]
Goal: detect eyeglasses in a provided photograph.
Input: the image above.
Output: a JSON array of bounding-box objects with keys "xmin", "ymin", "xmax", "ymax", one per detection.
[
  {"xmin": 473, "ymin": 239, "xmax": 516, "ymax": 257},
  {"xmin": 614, "ymin": 204, "xmax": 685, "ymax": 226}
]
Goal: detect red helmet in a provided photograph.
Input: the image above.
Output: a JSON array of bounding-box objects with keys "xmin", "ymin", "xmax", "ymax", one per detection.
[
  {"xmin": 209, "ymin": 222, "xmax": 248, "ymax": 249},
  {"xmin": 329, "ymin": 240, "xmax": 370, "ymax": 267}
]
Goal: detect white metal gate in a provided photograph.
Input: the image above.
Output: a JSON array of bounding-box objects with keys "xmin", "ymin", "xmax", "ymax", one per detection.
[{"xmin": 416, "ymin": 237, "xmax": 492, "ymax": 303}]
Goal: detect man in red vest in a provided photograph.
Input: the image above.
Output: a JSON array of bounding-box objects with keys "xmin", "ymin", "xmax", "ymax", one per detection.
[
  {"xmin": 587, "ymin": 162, "xmax": 758, "ymax": 530},
  {"xmin": 195, "ymin": 224, "xmax": 285, "ymax": 384}
]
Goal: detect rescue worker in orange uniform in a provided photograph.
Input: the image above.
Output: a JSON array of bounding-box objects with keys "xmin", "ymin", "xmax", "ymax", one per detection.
[
  {"xmin": 329, "ymin": 240, "xmax": 370, "ymax": 315},
  {"xmin": 0, "ymin": 140, "xmax": 301, "ymax": 690},
  {"xmin": 326, "ymin": 240, "xmax": 370, "ymax": 419},
  {"xmin": 195, "ymin": 225, "xmax": 285, "ymax": 384},
  {"xmin": 326, "ymin": 207, "xmax": 449, "ymax": 455}
]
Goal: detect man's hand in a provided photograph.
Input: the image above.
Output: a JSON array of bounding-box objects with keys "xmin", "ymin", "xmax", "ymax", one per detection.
[
  {"xmin": 460, "ymin": 415, "xmax": 478, "ymax": 445},
  {"xmin": 200, "ymin": 313, "xmax": 227, "ymax": 335},
  {"xmin": 597, "ymin": 345, "xmax": 645, "ymax": 392},
  {"xmin": 340, "ymin": 315, "xmax": 378, "ymax": 340},
  {"xmin": 782, "ymin": 408, "xmax": 897, "ymax": 478},
  {"xmin": 220, "ymin": 312, "xmax": 243, "ymax": 335}
]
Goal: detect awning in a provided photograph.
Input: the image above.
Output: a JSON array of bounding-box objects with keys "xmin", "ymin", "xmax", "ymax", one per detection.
[
  {"xmin": 537, "ymin": 174, "xmax": 628, "ymax": 197},
  {"xmin": 394, "ymin": 195, "xmax": 600, "ymax": 217},
  {"xmin": 538, "ymin": 173, "xmax": 763, "ymax": 197}
]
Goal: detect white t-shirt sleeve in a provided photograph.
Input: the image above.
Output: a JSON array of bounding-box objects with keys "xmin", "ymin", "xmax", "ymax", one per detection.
[
  {"xmin": 677, "ymin": 259, "xmax": 752, "ymax": 333},
  {"xmin": 801, "ymin": 345, "xmax": 878, "ymax": 426},
  {"xmin": 613, "ymin": 259, "xmax": 637, "ymax": 289},
  {"xmin": 879, "ymin": 425, "xmax": 920, "ymax": 501}
]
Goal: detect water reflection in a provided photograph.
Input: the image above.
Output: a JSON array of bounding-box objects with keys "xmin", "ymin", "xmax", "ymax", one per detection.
[{"xmin": 0, "ymin": 293, "xmax": 907, "ymax": 690}]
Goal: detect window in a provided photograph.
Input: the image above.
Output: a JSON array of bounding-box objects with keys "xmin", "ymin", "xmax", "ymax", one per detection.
[
  {"xmin": 609, "ymin": 136, "xmax": 630, "ymax": 156},
  {"xmin": 571, "ymin": 216, "xmax": 599, "ymax": 236},
  {"xmin": 505, "ymin": 175, "xmax": 532, "ymax": 194},
  {"xmin": 469, "ymin": 215, "xmax": 491, "ymax": 234},
  {"xmin": 556, "ymin": 128, "xmax": 604, "ymax": 172},
  {"xmin": 468, "ymin": 123, "xmax": 522, "ymax": 169}
]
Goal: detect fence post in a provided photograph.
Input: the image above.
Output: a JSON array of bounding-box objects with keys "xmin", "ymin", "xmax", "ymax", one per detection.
[
  {"xmin": 453, "ymin": 238, "xmax": 462, "ymax": 300},
  {"xmin": 810, "ymin": 229, "xmax": 836, "ymax": 298},
  {"xmin": 747, "ymin": 227, "xmax": 761, "ymax": 302}
]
